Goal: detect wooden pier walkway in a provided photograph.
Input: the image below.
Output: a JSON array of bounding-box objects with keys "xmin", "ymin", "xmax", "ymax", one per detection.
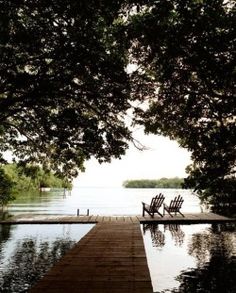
[
  {"xmin": 2, "ymin": 212, "xmax": 234, "ymax": 225},
  {"xmin": 30, "ymin": 222, "xmax": 153, "ymax": 293}
]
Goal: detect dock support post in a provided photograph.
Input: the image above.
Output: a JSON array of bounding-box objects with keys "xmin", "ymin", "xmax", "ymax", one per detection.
[{"xmin": 77, "ymin": 209, "xmax": 89, "ymax": 216}]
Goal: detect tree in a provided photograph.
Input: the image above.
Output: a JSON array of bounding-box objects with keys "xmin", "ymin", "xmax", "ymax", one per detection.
[
  {"xmin": 0, "ymin": 0, "xmax": 235, "ymax": 212},
  {"xmin": 123, "ymin": 177, "xmax": 184, "ymax": 188},
  {"xmin": 0, "ymin": 168, "xmax": 14, "ymax": 209},
  {"xmin": 2, "ymin": 163, "xmax": 72, "ymax": 191},
  {"xmin": 0, "ymin": 0, "xmax": 132, "ymax": 179},
  {"xmin": 126, "ymin": 0, "xmax": 236, "ymax": 213}
]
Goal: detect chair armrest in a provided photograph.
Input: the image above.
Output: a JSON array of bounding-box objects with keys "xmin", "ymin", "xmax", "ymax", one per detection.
[{"xmin": 142, "ymin": 202, "xmax": 151, "ymax": 210}]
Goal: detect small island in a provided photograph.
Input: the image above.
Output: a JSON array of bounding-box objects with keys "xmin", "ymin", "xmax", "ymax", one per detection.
[{"xmin": 123, "ymin": 177, "xmax": 185, "ymax": 189}]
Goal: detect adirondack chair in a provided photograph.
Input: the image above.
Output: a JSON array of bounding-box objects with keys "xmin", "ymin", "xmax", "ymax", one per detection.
[
  {"xmin": 163, "ymin": 195, "xmax": 184, "ymax": 217},
  {"xmin": 142, "ymin": 193, "xmax": 165, "ymax": 217}
]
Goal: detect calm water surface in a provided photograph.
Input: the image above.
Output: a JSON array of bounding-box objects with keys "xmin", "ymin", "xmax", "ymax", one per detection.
[
  {"xmin": 142, "ymin": 223, "xmax": 236, "ymax": 293},
  {"xmin": 4, "ymin": 187, "xmax": 233, "ymax": 292},
  {"xmin": 0, "ymin": 224, "xmax": 94, "ymax": 292},
  {"xmin": 0, "ymin": 223, "xmax": 235, "ymax": 292},
  {"xmin": 8, "ymin": 187, "xmax": 202, "ymax": 216}
]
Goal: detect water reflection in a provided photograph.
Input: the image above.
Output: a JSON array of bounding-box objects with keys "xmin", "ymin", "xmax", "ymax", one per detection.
[
  {"xmin": 143, "ymin": 224, "xmax": 165, "ymax": 247},
  {"xmin": 164, "ymin": 225, "xmax": 185, "ymax": 247},
  {"xmin": 1, "ymin": 238, "xmax": 74, "ymax": 292},
  {"xmin": 0, "ymin": 224, "xmax": 11, "ymax": 243},
  {"xmin": 143, "ymin": 224, "xmax": 185, "ymax": 248},
  {"xmin": 142, "ymin": 223, "xmax": 236, "ymax": 293},
  {"xmin": 0, "ymin": 224, "xmax": 93, "ymax": 292}
]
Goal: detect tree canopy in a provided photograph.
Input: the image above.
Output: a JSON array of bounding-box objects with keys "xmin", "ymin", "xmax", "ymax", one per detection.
[
  {"xmin": 126, "ymin": 0, "xmax": 235, "ymax": 211},
  {"xmin": 0, "ymin": 0, "xmax": 235, "ymax": 212},
  {"xmin": 2, "ymin": 163, "xmax": 72, "ymax": 192},
  {"xmin": 0, "ymin": 0, "xmax": 132, "ymax": 178}
]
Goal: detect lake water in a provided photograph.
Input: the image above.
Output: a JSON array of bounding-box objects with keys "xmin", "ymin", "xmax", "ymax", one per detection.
[
  {"xmin": 0, "ymin": 224, "xmax": 94, "ymax": 292},
  {"xmin": 142, "ymin": 223, "xmax": 236, "ymax": 293},
  {"xmin": 8, "ymin": 187, "xmax": 203, "ymax": 216},
  {"xmin": 0, "ymin": 222, "xmax": 235, "ymax": 292},
  {"xmin": 3, "ymin": 187, "xmax": 233, "ymax": 292}
]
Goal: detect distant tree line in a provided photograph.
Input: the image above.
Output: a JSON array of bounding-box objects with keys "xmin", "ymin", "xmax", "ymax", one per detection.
[
  {"xmin": 123, "ymin": 177, "xmax": 185, "ymax": 189},
  {"xmin": 0, "ymin": 164, "xmax": 72, "ymax": 209}
]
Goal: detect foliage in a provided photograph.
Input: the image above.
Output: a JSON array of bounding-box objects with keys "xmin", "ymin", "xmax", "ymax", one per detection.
[
  {"xmin": 127, "ymin": 0, "xmax": 236, "ymax": 212},
  {"xmin": 0, "ymin": 168, "xmax": 15, "ymax": 209},
  {"xmin": 0, "ymin": 0, "xmax": 132, "ymax": 178},
  {"xmin": 123, "ymin": 177, "xmax": 184, "ymax": 188},
  {"xmin": 0, "ymin": 0, "xmax": 235, "ymax": 212},
  {"xmin": 2, "ymin": 164, "xmax": 72, "ymax": 193}
]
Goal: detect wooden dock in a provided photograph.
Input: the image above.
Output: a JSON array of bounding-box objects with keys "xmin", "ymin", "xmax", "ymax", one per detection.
[
  {"xmin": 2, "ymin": 212, "xmax": 235, "ymax": 225},
  {"xmin": 30, "ymin": 222, "xmax": 153, "ymax": 293}
]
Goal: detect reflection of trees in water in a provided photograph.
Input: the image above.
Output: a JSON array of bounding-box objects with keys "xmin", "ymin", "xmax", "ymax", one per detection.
[
  {"xmin": 164, "ymin": 224, "xmax": 185, "ymax": 247},
  {"xmin": 0, "ymin": 224, "xmax": 12, "ymax": 244},
  {"xmin": 0, "ymin": 238, "xmax": 76, "ymax": 292},
  {"xmin": 174, "ymin": 223, "xmax": 236, "ymax": 293},
  {"xmin": 144, "ymin": 224, "xmax": 236, "ymax": 292},
  {"xmin": 188, "ymin": 224, "xmax": 235, "ymax": 267},
  {"xmin": 0, "ymin": 224, "xmax": 13, "ymax": 263},
  {"xmin": 143, "ymin": 224, "xmax": 165, "ymax": 247}
]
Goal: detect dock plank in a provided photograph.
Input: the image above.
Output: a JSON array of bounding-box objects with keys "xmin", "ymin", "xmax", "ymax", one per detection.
[
  {"xmin": 30, "ymin": 222, "xmax": 153, "ymax": 293},
  {"xmin": 1, "ymin": 212, "xmax": 235, "ymax": 225},
  {"xmin": 89, "ymin": 215, "xmax": 98, "ymax": 222}
]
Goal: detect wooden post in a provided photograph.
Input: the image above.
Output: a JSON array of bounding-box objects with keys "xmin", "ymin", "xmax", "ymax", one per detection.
[{"xmin": 77, "ymin": 209, "xmax": 89, "ymax": 216}]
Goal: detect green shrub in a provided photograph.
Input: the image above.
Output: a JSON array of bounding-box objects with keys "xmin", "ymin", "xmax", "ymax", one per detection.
[{"xmin": 0, "ymin": 168, "xmax": 15, "ymax": 209}]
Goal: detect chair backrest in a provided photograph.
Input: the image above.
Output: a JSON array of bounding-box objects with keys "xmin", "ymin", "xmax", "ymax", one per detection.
[
  {"xmin": 169, "ymin": 195, "xmax": 183, "ymax": 211},
  {"xmin": 154, "ymin": 193, "xmax": 165, "ymax": 208},
  {"xmin": 149, "ymin": 193, "xmax": 165, "ymax": 212},
  {"xmin": 150, "ymin": 196, "xmax": 156, "ymax": 208}
]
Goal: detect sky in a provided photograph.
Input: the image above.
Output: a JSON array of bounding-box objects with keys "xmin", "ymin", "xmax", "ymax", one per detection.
[
  {"xmin": 3, "ymin": 127, "xmax": 192, "ymax": 188},
  {"xmin": 74, "ymin": 131, "xmax": 192, "ymax": 187},
  {"xmin": 73, "ymin": 64, "xmax": 192, "ymax": 188}
]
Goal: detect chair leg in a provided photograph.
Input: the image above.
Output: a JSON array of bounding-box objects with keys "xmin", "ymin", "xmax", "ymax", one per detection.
[
  {"xmin": 157, "ymin": 211, "xmax": 163, "ymax": 217},
  {"xmin": 164, "ymin": 207, "xmax": 173, "ymax": 217},
  {"xmin": 178, "ymin": 210, "xmax": 184, "ymax": 217},
  {"xmin": 165, "ymin": 208, "xmax": 173, "ymax": 217}
]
